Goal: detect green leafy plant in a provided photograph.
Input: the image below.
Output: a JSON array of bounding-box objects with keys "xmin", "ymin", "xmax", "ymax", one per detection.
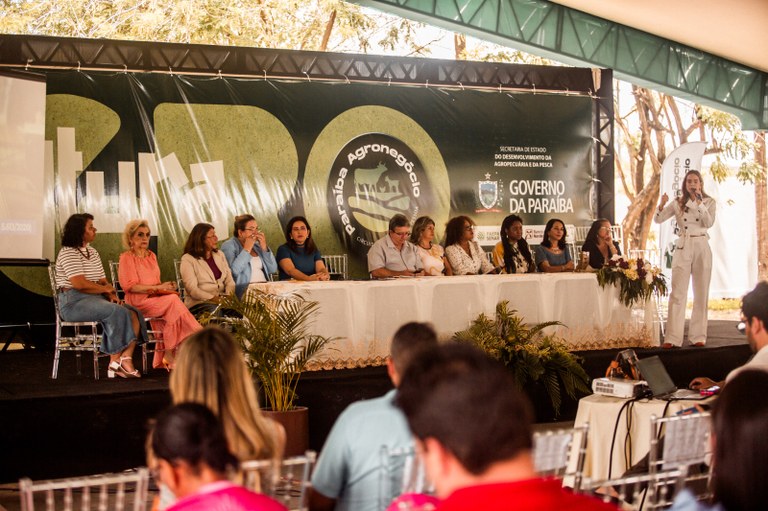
[
  {"xmin": 207, "ymin": 289, "xmax": 335, "ymax": 412},
  {"xmin": 596, "ymin": 255, "xmax": 668, "ymax": 308},
  {"xmin": 453, "ymin": 301, "xmax": 590, "ymax": 416}
]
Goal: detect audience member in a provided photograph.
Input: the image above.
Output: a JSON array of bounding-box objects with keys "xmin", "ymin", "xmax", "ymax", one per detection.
[
  {"xmin": 54, "ymin": 213, "xmax": 146, "ymax": 378},
  {"xmin": 149, "ymin": 402, "xmax": 287, "ymax": 511},
  {"xmin": 367, "ymin": 214, "xmax": 424, "ymax": 278},
  {"xmin": 170, "ymin": 327, "xmax": 285, "ymax": 462},
  {"xmin": 444, "ymin": 216, "xmax": 496, "ymax": 275},
  {"xmin": 396, "ymin": 343, "xmax": 615, "ymax": 510},
  {"xmin": 179, "ymin": 223, "xmax": 236, "ymax": 317},
  {"xmin": 310, "ymin": 322, "xmax": 439, "ymax": 511},
  {"xmin": 492, "ymin": 214, "xmax": 535, "ymax": 274},
  {"xmin": 119, "ymin": 219, "xmax": 201, "ymax": 370},
  {"xmin": 409, "ymin": 216, "xmax": 452, "ymax": 276},
  {"xmin": 580, "ymin": 218, "xmax": 621, "ymax": 270},
  {"xmin": 276, "ymin": 216, "xmax": 330, "ymax": 281},
  {"xmin": 689, "ymin": 281, "xmax": 768, "ymax": 390},
  {"xmin": 670, "ymin": 370, "xmax": 768, "ymax": 511},
  {"xmin": 534, "ymin": 219, "xmax": 574, "ymax": 273},
  {"xmin": 221, "ymin": 215, "xmax": 278, "ymax": 297}
]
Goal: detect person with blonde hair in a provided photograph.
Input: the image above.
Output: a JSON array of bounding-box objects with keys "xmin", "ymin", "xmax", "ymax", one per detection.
[
  {"xmin": 170, "ymin": 326, "xmax": 285, "ymax": 462},
  {"xmin": 118, "ymin": 219, "xmax": 201, "ymax": 370}
]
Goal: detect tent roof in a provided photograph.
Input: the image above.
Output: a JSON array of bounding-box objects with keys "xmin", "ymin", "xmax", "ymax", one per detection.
[{"xmin": 549, "ymin": 0, "xmax": 768, "ymax": 73}]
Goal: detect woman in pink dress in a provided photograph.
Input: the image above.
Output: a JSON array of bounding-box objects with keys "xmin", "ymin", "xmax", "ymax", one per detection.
[{"xmin": 118, "ymin": 220, "xmax": 201, "ymax": 370}]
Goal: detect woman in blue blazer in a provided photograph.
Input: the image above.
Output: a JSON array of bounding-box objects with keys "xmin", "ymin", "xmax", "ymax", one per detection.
[{"xmin": 220, "ymin": 214, "xmax": 277, "ymax": 299}]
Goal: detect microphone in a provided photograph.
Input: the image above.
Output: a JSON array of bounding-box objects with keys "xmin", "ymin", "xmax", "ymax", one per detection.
[{"xmin": 696, "ymin": 193, "xmax": 703, "ymax": 201}]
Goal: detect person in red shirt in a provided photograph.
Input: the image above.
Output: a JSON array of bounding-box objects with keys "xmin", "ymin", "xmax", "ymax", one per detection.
[{"xmin": 396, "ymin": 343, "xmax": 617, "ymax": 511}]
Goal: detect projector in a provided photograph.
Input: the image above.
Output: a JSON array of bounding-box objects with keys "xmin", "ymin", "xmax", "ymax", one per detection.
[{"xmin": 592, "ymin": 377, "xmax": 647, "ymax": 399}]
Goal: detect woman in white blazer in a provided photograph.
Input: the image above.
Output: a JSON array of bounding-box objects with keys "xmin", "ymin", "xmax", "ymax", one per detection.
[{"xmin": 180, "ymin": 223, "xmax": 236, "ymax": 317}]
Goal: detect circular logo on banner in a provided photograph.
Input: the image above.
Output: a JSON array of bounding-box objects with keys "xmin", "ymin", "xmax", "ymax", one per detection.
[{"xmin": 328, "ymin": 133, "xmax": 432, "ymax": 257}]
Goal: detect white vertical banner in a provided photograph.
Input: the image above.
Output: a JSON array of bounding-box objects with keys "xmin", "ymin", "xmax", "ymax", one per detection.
[{"xmin": 658, "ymin": 142, "xmax": 706, "ymax": 275}]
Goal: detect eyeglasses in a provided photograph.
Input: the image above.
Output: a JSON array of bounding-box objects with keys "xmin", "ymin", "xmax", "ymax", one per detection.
[
  {"xmin": 464, "ymin": 225, "xmax": 474, "ymax": 231},
  {"xmin": 737, "ymin": 317, "xmax": 748, "ymax": 334},
  {"xmin": 392, "ymin": 231, "xmax": 411, "ymax": 237},
  {"xmin": 243, "ymin": 227, "xmax": 258, "ymax": 232},
  {"xmin": 599, "ymin": 226, "xmax": 611, "ymax": 232}
]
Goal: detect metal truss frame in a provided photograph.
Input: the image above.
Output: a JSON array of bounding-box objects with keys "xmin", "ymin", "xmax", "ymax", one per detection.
[{"xmin": 352, "ymin": 0, "xmax": 767, "ymax": 130}]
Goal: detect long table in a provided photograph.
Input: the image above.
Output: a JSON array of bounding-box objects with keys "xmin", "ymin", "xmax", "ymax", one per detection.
[{"xmin": 252, "ymin": 273, "xmax": 657, "ymax": 369}]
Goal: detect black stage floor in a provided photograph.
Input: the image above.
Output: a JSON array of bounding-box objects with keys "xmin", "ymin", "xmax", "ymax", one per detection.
[{"xmin": 0, "ymin": 319, "xmax": 751, "ymax": 483}]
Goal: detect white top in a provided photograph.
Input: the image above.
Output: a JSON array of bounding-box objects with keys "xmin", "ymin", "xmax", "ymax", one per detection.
[
  {"xmin": 55, "ymin": 245, "xmax": 106, "ymax": 289},
  {"xmin": 445, "ymin": 240, "xmax": 495, "ymax": 275},
  {"xmin": 249, "ymin": 254, "xmax": 267, "ymax": 283},
  {"xmin": 416, "ymin": 243, "xmax": 446, "ymax": 276},
  {"xmin": 654, "ymin": 197, "xmax": 716, "ymax": 249}
]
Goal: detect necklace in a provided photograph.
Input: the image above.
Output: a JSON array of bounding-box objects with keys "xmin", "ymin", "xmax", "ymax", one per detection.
[
  {"xmin": 77, "ymin": 246, "xmax": 91, "ymax": 259},
  {"xmin": 419, "ymin": 241, "xmax": 432, "ymax": 250}
]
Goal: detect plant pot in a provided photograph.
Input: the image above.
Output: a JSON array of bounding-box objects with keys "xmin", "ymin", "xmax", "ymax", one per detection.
[{"xmin": 263, "ymin": 406, "xmax": 309, "ymax": 457}]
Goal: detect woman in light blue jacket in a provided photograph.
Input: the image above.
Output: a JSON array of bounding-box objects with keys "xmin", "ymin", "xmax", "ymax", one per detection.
[{"xmin": 220, "ymin": 214, "xmax": 277, "ymax": 299}]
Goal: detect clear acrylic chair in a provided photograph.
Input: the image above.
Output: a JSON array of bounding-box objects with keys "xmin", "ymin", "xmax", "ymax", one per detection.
[
  {"xmin": 649, "ymin": 412, "xmax": 712, "ymax": 499},
  {"xmin": 240, "ymin": 450, "xmax": 316, "ymax": 511},
  {"xmin": 323, "ymin": 254, "xmax": 348, "ymax": 280},
  {"xmin": 108, "ymin": 261, "xmax": 165, "ymax": 374},
  {"xmin": 581, "ymin": 467, "xmax": 685, "ymax": 510},
  {"xmin": 379, "ymin": 445, "xmax": 434, "ymax": 511},
  {"xmin": 19, "ymin": 467, "xmax": 150, "ymax": 511},
  {"xmin": 533, "ymin": 423, "xmax": 589, "ymax": 490},
  {"xmin": 47, "ymin": 265, "xmax": 105, "ymax": 380},
  {"xmin": 172, "ymin": 259, "xmax": 186, "ymax": 301}
]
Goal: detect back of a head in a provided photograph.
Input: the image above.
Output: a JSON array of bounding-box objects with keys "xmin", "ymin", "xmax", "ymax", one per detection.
[
  {"xmin": 390, "ymin": 322, "xmax": 438, "ymax": 376},
  {"xmin": 396, "ymin": 342, "xmax": 533, "ymax": 475},
  {"xmin": 152, "ymin": 402, "xmax": 238, "ymax": 475},
  {"xmin": 171, "ymin": 327, "xmax": 279, "ymax": 460},
  {"xmin": 711, "ymin": 370, "xmax": 768, "ymax": 511}
]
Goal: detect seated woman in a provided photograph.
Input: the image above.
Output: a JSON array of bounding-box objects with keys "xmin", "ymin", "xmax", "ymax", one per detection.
[
  {"xmin": 221, "ymin": 215, "xmax": 278, "ymax": 298},
  {"xmin": 534, "ymin": 218, "xmax": 575, "ymax": 273},
  {"xmin": 444, "ymin": 216, "xmax": 495, "ymax": 275},
  {"xmin": 580, "ymin": 218, "xmax": 621, "ymax": 269},
  {"xmin": 54, "ymin": 213, "xmax": 146, "ymax": 379},
  {"xmin": 119, "ymin": 220, "xmax": 201, "ymax": 370},
  {"xmin": 276, "ymin": 216, "xmax": 330, "ymax": 281},
  {"xmin": 171, "ymin": 327, "xmax": 285, "ymax": 462},
  {"xmin": 149, "ymin": 402, "xmax": 287, "ymax": 511},
  {"xmin": 409, "ymin": 216, "xmax": 452, "ymax": 276},
  {"xmin": 492, "ymin": 214, "xmax": 535, "ymax": 274},
  {"xmin": 179, "ymin": 222, "xmax": 236, "ymax": 317}
]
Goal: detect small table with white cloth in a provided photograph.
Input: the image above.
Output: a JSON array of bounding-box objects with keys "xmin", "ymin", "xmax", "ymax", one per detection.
[
  {"xmin": 249, "ymin": 273, "xmax": 658, "ymax": 369},
  {"xmin": 573, "ymin": 394, "xmax": 713, "ymax": 482}
]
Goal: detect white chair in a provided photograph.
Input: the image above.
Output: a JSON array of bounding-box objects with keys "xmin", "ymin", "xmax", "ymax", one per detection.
[
  {"xmin": 573, "ymin": 225, "xmax": 590, "ymax": 244},
  {"xmin": 323, "ymin": 254, "xmax": 348, "ymax": 280},
  {"xmin": 19, "ymin": 467, "xmax": 150, "ymax": 511},
  {"xmin": 379, "ymin": 445, "xmax": 434, "ymax": 511},
  {"xmin": 581, "ymin": 467, "xmax": 686, "ymax": 510},
  {"xmin": 649, "ymin": 412, "xmax": 712, "ymax": 499},
  {"xmin": 108, "ymin": 261, "xmax": 165, "ymax": 374},
  {"xmin": 47, "ymin": 265, "xmax": 105, "ymax": 380},
  {"xmin": 240, "ymin": 451, "xmax": 316, "ymax": 511},
  {"xmin": 533, "ymin": 423, "xmax": 589, "ymax": 490}
]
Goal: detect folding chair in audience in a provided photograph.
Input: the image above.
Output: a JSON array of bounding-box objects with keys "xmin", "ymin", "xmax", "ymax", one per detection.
[
  {"xmin": 108, "ymin": 261, "xmax": 165, "ymax": 374},
  {"xmin": 19, "ymin": 468, "xmax": 150, "ymax": 511},
  {"xmin": 649, "ymin": 412, "xmax": 712, "ymax": 499},
  {"xmin": 581, "ymin": 467, "xmax": 686, "ymax": 510},
  {"xmin": 240, "ymin": 451, "xmax": 316, "ymax": 511},
  {"xmin": 378, "ymin": 445, "xmax": 434, "ymax": 511},
  {"xmin": 532, "ymin": 423, "xmax": 589, "ymax": 490},
  {"xmin": 47, "ymin": 265, "xmax": 105, "ymax": 380}
]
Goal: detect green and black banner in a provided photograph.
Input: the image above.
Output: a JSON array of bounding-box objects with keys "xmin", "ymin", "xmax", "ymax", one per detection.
[{"xmin": 30, "ymin": 70, "xmax": 594, "ymax": 281}]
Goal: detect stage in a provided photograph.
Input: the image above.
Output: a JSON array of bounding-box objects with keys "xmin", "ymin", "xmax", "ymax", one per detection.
[{"xmin": 0, "ymin": 319, "xmax": 750, "ymax": 484}]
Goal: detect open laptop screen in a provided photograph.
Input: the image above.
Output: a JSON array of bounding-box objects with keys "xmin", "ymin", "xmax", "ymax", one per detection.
[{"xmin": 637, "ymin": 356, "xmax": 678, "ymax": 397}]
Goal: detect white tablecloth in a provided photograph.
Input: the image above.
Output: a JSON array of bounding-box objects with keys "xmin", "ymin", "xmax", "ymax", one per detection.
[
  {"xmin": 251, "ymin": 273, "xmax": 657, "ymax": 369},
  {"xmin": 574, "ymin": 394, "xmax": 711, "ymax": 481}
]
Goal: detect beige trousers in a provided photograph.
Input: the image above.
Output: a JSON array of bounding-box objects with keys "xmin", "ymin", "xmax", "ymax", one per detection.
[{"xmin": 664, "ymin": 237, "xmax": 712, "ymax": 346}]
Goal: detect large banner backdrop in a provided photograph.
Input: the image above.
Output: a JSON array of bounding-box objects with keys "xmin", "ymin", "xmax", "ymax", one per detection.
[{"xmin": 32, "ymin": 70, "xmax": 594, "ymax": 281}]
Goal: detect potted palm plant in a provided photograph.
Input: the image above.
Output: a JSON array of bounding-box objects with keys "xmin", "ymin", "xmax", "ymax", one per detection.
[
  {"xmin": 453, "ymin": 300, "xmax": 590, "ymax": 418},
  {"xmin": 209, "ymin": 289, "xmax": 335, "ymax": 455}
]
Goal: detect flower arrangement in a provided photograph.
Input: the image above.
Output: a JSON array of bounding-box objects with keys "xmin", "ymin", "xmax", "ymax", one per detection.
[
  {"xmin": 596, "ymin": 255, "xmax": 668, "ymax": 308},
  {"xmin": 453, "ymin": 301, "xmax": 590, "ymax": 416}
]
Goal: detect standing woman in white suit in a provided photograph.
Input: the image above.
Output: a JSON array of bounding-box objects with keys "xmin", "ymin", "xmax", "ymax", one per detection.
[{"xmin": 654, "ymin": 170, "xmax": 716, "ymax": 348}]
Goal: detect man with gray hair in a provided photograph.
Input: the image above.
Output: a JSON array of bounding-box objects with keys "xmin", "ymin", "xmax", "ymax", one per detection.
[{"xmin": 367, "ymin": 214, "xmax": 424, "ymax": 278}]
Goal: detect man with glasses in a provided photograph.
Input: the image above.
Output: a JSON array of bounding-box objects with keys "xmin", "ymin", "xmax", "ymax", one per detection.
[
  {"xmin": 689, "ymin": 281, "xmax": 768, "ymax": 391},
  {"xmin": 367, "ymin": 214, "xmax": 424, "ymax": 279}
]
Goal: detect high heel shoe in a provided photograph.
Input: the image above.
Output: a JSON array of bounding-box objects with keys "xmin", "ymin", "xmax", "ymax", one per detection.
[
  {"xmin": 161, "ymin": 358, "xmax": 174, "ymax": 372},
  {"xmin": 107, "ymin": 357, "xmax": 141, "ymax": 378}
]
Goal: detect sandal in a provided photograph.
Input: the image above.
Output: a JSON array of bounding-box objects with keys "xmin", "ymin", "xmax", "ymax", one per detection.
[
  {"xmin": 119, "ymin": 356, "xmax": 141, "ymax": 378},
  {"xmin": 107, "ymin": 357, "xmax": 141, "ymax": 378}
]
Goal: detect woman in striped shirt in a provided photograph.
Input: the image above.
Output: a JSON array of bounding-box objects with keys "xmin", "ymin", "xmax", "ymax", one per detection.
[{"xmin": 54, "ymin": 213, "xmax": 147, "ymax": 378}]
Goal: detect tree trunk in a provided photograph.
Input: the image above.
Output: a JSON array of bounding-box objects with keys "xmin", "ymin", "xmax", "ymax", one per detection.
[
  {"xmin": 755, "ymin": 131, "xmax": 768, "ymax": 281},
  {"xmin": 319, "ymin": 9, "xmax": 336, "ymax": 51},
  {"xmin": 454, "ymin": 33, "xmax": 466, "ymax": 60}
]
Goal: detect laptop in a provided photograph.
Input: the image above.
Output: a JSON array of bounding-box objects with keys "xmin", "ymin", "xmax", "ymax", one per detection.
[{"xmin": 636, "ymin": 356, "xmax": 706, "ymax": 400}]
